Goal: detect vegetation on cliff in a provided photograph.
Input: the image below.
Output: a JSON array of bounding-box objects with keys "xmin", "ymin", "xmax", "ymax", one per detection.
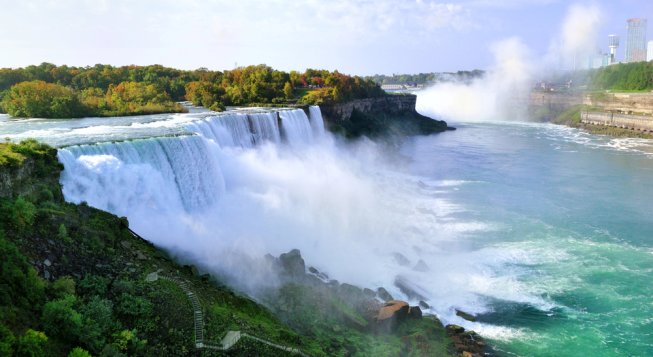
[
  {"xmin": 0, "ymin": 140, "xmax": 461, "ymax": 356},
  {"xmin": 0, "ymin": 63, "xmax": 384, "ymax": 118},
  {"xmin": 590, "ymin": 61, "xmax": 653, "ymax": 91}
]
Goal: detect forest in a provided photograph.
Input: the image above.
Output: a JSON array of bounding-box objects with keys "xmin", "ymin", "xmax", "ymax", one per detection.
[{"xmin": 0, "ymin": 63, "xmax": 384, "ymax": 118}]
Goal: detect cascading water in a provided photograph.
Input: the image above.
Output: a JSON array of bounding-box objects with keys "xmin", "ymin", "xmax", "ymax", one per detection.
[
  {"xmin": 279, "ymin": 109, "xmax": 314, "ymax": 146},
  {"xmin": 58, "ymin": 135, "xmax": 226, "ymax": 214}
]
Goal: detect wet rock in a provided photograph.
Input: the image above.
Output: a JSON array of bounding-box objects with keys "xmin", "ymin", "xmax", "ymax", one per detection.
[
  {"xmin": 376, "ymin": 287, "xmax": 394, "ymax": 302},
  {"xmin": 456, "ymin": 309, "xmax": 477, "ymax": 322},
  {"xmin": 408, "ymin": 306, "xmax": 422, "ymax": 319},
  {"xmin": 376, "ymin": 300, "xmax": 410, "ymax": 332},
  {"xmin": 419, "ymin": 300, "xmax": 430, "ymax": 309},
  {"xmin": 445, "ymin": 324, "xmax": 465, "ymax": 335},
  {"xmin": 363, "ymin": 288, "xmax": 376, "ymax": 298},
  {"xmin": 279, "ymin": 249, "xmax": 306, "ymax": 278},
  {"xmin": 392, "ymin": 252, "xmax": 410, "ymax": 266},
  {"xmin": 446, "ymin": 324, "xmax": 488, "ymax": 356},
  {"xmin": 413, "ymin": 259, "xmax": 429, "ymax": 272},
  {"xmin": 394, "ymin": 276, "xmax": 427, "ymax": 301}
]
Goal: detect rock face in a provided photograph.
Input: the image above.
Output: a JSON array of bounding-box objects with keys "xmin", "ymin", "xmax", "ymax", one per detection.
[
  {"xmin": 319, "ymin": 94, "xmax": 450, "ymax": 138},
  {"xmin": 279, "ymin": 249, "xmax": 306, "ymax": 278},
  {"xmin": 321, "ymin": 95, "xmax": 420, "ymax": 121},
  {"xmin": 446, "ymin": 324, "xmax": 489, "ymax": 357}
]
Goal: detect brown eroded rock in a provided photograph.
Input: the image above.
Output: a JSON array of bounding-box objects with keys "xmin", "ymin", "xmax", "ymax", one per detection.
[{"xmin": 376, "ymin": 300, "xmax": 410, "ymax": 332}]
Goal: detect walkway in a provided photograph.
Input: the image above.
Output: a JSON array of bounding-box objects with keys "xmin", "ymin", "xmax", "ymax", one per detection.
[{"xmin": 146, "ymin": 271, "xmax": 309, "ymax": 356}]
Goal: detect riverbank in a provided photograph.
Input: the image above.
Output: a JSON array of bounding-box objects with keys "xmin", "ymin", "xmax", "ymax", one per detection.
[{"xmin": 528, "ymin": 91, "xmax": 653, "ymax": 139}]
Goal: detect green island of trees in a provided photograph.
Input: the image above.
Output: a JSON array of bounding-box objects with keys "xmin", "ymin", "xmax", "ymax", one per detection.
[{"xmin": 0, "ymin": 63, "xmax": 385, "ymax": 119}]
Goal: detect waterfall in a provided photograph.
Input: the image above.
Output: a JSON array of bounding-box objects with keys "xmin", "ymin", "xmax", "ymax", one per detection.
[
  {"xmin": 189, "ymin": 113, "xmax": 254, "ymax": 148},
  {"xmin": 308, "ymin": 105, "xmax": 326, "ymax": 138},
  {"xmin": 279, "ymin": 109, "xmax": 314, "ymax": 146},
  {"xmin": 248, "ymin": 112, "xmax": 281, "ymax": 145},
  {"xmin": 58, "ymin": 135, "xmax": 225, "ymax": 215},
  {"xmin": 58, "ymin": 107, "xmax": 329, "ymax": 216}
]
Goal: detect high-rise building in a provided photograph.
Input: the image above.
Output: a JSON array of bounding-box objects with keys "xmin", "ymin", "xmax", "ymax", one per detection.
[
  {"xmin": 648, "ymin": 41, "xmax": 653, "ymax": 61},
  {"xmin": 625, "ymin": 18, "xmax": 647, "ymax": 63},
  {"xmin": 608, "ymin": 35, "xmax": 619, "ymax": 64}
]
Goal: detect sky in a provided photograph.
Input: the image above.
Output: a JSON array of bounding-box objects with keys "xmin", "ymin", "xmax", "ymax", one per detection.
[{"xmin": 1, "ymin": 0, "xmax": 652, "ymax": 75}]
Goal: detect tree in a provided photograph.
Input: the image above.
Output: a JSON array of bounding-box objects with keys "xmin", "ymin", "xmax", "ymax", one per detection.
[
  {"xmin": 15, "ymin": 329, "xmax": 48, "ymax": 357},
  {"xmin": 0, "ymin": 81, "xmax": 86, "ymax": 118},
  {"xmin": 283, "ymin": 82, "xmax": 293, "ymax": 99},
  {"xmin": 67, "ymin": 347, "xmax": 92, "ymax": 357},
  {"xmin": 42, "ymin": 295, "xmax": 82, "ymax": 343}
]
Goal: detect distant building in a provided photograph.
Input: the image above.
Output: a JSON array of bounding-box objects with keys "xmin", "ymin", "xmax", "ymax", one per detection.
[
  {"xmin": 625, "ymin": 18, "xmax": 647, "ymax": 63},
  {"xmin": 648, "ymin": 41, "xmax": 653, "ymax": 61},
  {"xmin": 608, "ymin": 35, "xmax": 619, "ymax": 64}
]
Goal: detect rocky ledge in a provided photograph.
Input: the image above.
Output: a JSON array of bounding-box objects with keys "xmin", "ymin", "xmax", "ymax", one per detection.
[{"xmin": 318, "ymin": 94, "xmax": 452, "ymax": 138}]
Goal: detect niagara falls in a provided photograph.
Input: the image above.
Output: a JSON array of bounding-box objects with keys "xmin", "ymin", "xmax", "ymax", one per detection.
[{"xmin": 1, "ymin": 1, "xmax": 653, "ymax": 356}]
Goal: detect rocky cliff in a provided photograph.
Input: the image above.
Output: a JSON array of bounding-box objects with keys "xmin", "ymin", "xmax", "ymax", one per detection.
[{"xmin": 319, "ymin": 94, "xmax": 450, "ymax": 138}]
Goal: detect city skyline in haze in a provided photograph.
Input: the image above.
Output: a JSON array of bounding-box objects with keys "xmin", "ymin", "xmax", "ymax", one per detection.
[{"xmin": 1, "ymin": 0, "xmax": 652, "ymax": 75}]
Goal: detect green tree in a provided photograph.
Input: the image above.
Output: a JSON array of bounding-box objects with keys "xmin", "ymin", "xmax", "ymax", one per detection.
[
  {"xmin": 68, "ymin": 347, "xmax": 92, "ymax": 357},
  {"xmin": 283, "ymin": 82, "xmax": 293, "ymax": 99},
  {"xmin": 0, "ymin": 81, "xmax": 86, "ymax": 118},
  {"xmin": 0, "ymin": 324, "xmax": 15, "ymax": 356},
  {"xmin": 42, "ymin": 295, "xmax": 82, "ymax": 343},
  {"xmin": 15, "ymin": 329, "xmax": 48, "ymax": 357}
]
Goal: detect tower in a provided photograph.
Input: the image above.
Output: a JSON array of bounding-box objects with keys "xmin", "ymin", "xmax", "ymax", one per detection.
[
  {"xmin": 608, "ymin": 35, "xmax": 619, "ymax": 64},
  {"xmin": 625, "ymin": 18, "xmax": 647, "ymax": 63}
]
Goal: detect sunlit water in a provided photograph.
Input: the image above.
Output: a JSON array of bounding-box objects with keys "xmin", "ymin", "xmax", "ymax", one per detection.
[{"xmin": 1, "ymin": 110, "xmax": 652, "ymax": 357}]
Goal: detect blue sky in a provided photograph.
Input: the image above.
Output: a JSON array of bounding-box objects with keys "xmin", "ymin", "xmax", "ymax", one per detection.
[{"xmin": 1, "ymin": 0, "xmax": 651, "ymax": 75}]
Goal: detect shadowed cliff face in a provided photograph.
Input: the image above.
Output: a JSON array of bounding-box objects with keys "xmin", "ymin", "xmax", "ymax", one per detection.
[{"xmin": 319, "ymin": 95, "xmax": 450, "ymax": 138}]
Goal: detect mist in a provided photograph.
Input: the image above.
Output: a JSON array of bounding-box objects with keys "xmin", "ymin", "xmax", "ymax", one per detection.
[
  {"xmin": 56, "ymin": 108, "xmax": 550, "ymax": 339},
  {"xmin": 416, "ymin": 3, "xmax": 604, "ymax": 123}
]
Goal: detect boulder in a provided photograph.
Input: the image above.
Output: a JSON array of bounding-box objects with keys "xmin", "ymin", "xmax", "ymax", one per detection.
[
  {"xmin": 392, "ymin": 252, "xmax": 410, "ymax": 266},
  {"xmin": 456, "ymin": 309, "xmax": 477, "ymax": 322},
  {"xmin": 279, "ymin": 249, "xmax": 306, "ymax": 278},
  {"xmin": 413, "ymin": 259, "xmax": 429, "ymax": 272},
  {"xmin": 419, "ymin": 300, "xmax": 430, "ymax": 309},
  {"xmin": 394, "ymin": 276, "xmax": 427, "ymax": 301},
  {"xmin": 376, "ymin": 300, "xmax": 409, "ymax": 332},
  {"xmin": 376, "ymin": 287, "xmax": 394, "ymax": 302},
  {"xmin": 408, "ymin": 306, "xmax": 422, "ymax": 319},
  {"xmin": 445, "ymin": 324, "xmax": 488, "ymax": 356}
]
